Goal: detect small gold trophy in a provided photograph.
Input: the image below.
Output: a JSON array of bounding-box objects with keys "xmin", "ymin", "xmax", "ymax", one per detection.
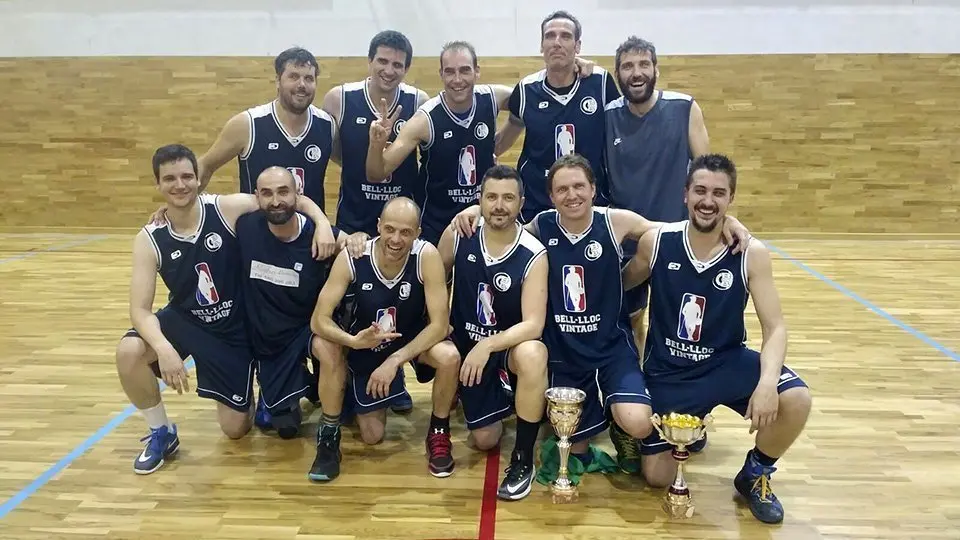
[
  {"xmin": 544, "ymin": 386, "xmax": 587, "ymax": 504},
  {"xmin": 650, "ymin": 412, "xmax": 711, "ymax": 519}
]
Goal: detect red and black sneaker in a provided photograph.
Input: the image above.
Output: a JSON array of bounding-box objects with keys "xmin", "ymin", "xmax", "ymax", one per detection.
[{"xmin": 426, "ymin": 426, "xmax": 455, "ymax": 478}]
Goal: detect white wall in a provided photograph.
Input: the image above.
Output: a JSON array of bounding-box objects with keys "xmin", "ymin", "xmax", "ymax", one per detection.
[{"xmin": 0, "ymin": 0, "xmax": 958, "ymax": 57}]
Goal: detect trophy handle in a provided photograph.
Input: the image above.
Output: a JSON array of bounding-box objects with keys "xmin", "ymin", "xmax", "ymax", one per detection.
[{"xmin": 650, "ymin": 414, "xmax": 669, "ymax": 441}]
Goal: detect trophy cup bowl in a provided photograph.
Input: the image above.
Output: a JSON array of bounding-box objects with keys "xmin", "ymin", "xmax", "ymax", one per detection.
[
  {"xmin": 544, "ymin": 386, "xmax": 588, "ymax": 504},
  {"xmin": 650, "ymin": 412, "xmax": 711, "ymax": 519}
]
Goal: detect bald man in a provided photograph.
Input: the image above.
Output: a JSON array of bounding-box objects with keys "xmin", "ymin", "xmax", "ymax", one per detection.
[
  {"xmin": 236, "ymin": 167, "xmax": 355, "ymax": 440},
  {"xmin": 309, "ymin": 197, "xmax": 460, "ymax": 481}
]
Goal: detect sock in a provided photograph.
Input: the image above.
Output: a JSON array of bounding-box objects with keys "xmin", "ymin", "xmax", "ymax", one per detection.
[
  {"xmin": 750, "ymin": 447, "xmax": 779, "ymax": 468},
  {"xmin": 140, "ymin": 402, "xmax": 172, "ymax": 431},
  {"xmin": 514, "ymin": 417, "xmax": 541, "ymax": 464},
  {"xmin": 573, "ymin": 451, "xmax": 594, "ymax": 468},
  {"xmin": 321, "ymin": 412, "xmax": 340, "ymax": 428},
  {"xmin": 429, "ymin": 413, "xmax": 450, "ymax": 433}
]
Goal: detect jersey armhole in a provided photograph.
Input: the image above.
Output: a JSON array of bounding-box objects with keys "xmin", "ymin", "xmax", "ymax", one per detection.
[
  {"xmin": 522, "ymin": 248, "xmax": 546, "ymax": 280},
  {"xmin": 211, "ymin": 195, "xmax": 237, "ymax": 237},
  {"xmin": 488, "ymin": 84, "xmax": 499, "ymax": 118},
  {"xmin": 239, "ymin": 111, "xmax": 255, "ymax": 160},
  {"xmin": 740, "ymin": 241, "xmax": 751, "ymax": 290},
  {"xmin": 143, "ymin": 228, "xmax": 163, "ymax": 271},
  {"xmin": 345, "ymin": 252, "xmax": 357, "ymax": 283},
  {"xmin": 649, "ymin": 228, "xmax": 664, "ymax": 271},
  {"xmin": 601, "ymin": 209, "xmax": 623, "ymax": 260}
]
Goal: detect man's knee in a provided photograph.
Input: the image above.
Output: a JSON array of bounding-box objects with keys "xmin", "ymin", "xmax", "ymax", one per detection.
[
  {"xmin": 423, "ymin": 341, "xmax": 460, "ymax": 371},
  {"xmin": 780, "ymin": 386, "xmax": 813, "ymax": 421},
  {"xmin": 312, "ymin": 336, "xmax": 343, "ymax": 368},
  {"xmin": 611, "ymin": 402, "xmax": 654, "ymax": 439},
  {"xmin": 217, "ymin": 404, "xmax": 252, "ymax": 439},
  {"xmin": 470, "ymin": 422, "xmax": 502, "ymax": 451},
  {"xmin": 509, "ymin": 340, "xmax": 547, "ymax": 379},
  {"xmin": 357, "ymin": 414, "xmax": 386, "ymax": 445},
  {"xmin": 116, "ymin": 336, "xmax": 155, "ymax": 373}
]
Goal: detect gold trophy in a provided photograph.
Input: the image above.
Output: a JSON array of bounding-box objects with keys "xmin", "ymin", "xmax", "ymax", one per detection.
[
  {"xmin": 650, "ymin": 412, "xmax": 711, "ymax": 519},
  {"xmin": 544, "ymin": 386, "xmax": 587, "ymax": 504}
]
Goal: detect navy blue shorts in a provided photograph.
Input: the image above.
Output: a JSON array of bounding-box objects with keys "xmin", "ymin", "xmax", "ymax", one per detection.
[
  {"xmin": 640, "ymin": 348, "xmax": 808, "ymax": 455},
  {"xmin": 453, "ymin": 339, "xmax": 514, "ymax": 431},
  {"xmin": 346, "ymin": 359, "xmax": 434, "ymax": 415},
  {"xmin": 126, "ymin": 306, "xmax": 255, "ymax": 413},
  {"xmin": 549, "ymin": 357, "xmax": 652, "ymax": 444},
  {"xmin": 254, "ymin": 325, "xmax": 313, "ymax": 413}
]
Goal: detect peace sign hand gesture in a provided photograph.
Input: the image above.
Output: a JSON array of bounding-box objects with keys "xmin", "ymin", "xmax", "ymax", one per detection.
[{"xmin": 369, "ymin": 97, "xmax": 403, "ymax": 149}]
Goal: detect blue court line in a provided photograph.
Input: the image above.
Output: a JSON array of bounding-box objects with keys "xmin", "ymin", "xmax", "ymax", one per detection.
[
  {"xmin": 0, "ymin": 235, "xmax": 108, "ymax": 264},
  {"xmin": 0, "ymin": 359, "xmax": 196, "ymax": 519},
  {"xmin": 765, "ymin": 241, "xmax": 960, "ymax": 363}
]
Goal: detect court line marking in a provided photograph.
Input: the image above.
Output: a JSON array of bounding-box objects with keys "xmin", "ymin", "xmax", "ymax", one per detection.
[
  {"xmin": 0, "ymin": 358, "xmax": 195, "ymax": 520},
  {"xmin": 477, "ymin": 446, "xmax": 501, "ymax": 540},
  {"xmin": 0, "ymin": 235, "xmax": 108, "ymax": 264},
  {"xmin": 766, "ymin": 241, "xmax": 960, "ymax": 362}
]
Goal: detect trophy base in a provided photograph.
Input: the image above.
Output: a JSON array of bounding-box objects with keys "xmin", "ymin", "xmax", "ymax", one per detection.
[
  {"xmin": 550, "ymin": 484, "xmax": 579, "ymax": 504},
  {"xmin": 662, "ymin": 490, "xmax": 695, "ymax": 519}
]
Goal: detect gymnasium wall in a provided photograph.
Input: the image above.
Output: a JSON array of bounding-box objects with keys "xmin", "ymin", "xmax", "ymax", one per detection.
[{"xmin": 0, "ymin": 1, "xmax": 958, "ymax": 233}]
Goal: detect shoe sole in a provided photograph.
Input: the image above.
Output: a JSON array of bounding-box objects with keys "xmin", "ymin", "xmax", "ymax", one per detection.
[
  {"xmin": 734, "ymin": 480, "xmax": 784, "ymax": 524},
  {"xmin": 308, "ymin": 473, "xmax": 337, "ymax": 482},
  {"xmin": 134, "ymin": 445, "xmax": 179, "ymax": 475},
  {"xmin": 428, "ymin": 465, "xmax": 455, "ymax": 478}
]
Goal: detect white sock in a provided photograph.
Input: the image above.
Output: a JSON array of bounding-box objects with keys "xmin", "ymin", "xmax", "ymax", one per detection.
[{"xmin": 140, "ymin": 402, "xmax": 173, "ymax": 431}]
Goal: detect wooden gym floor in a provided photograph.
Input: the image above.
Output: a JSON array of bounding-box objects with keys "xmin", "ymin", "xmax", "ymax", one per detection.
[{"xmin": 0, "ymin": 231, "xmax": 958, "ymax": 539}]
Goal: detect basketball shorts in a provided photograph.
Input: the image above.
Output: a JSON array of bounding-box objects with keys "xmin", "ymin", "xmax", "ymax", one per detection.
[
  {"xmin": 346, "ymin": 357, "xmax": 435, "ymax": 416},
  {"xmin": 549, "ymin": 356, "xmax": 653, "ymax": 444},
  {"xmin": 640, "ymin": 347, "xmax": 808, "ymax": 455},
  {"xmin": 254, "ymin": 325, "xmax": 313, "ymax": 413},
  {"xmin": 124, "ymin": 306, "xmax": 255, "ymax": 413},
  {"xmin": 452, "ymin": 337, "xmax": 514, "ymax": 431}
]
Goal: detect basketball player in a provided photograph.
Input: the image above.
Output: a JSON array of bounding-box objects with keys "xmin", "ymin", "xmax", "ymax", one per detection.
[
  {"xmin": 365, "ymin": 41, "xmax": 512, "ymax": 247},
  {"xmin": 236, "ymin": 167, "xmax": 359, "ymax": 440},
  {"xmin": 196, "ymin": 46, "xmax": 338, "ymax": 258},
  {"xmin": 322, "ymin": 31, "xmax": 430, "ymax": 237},
  {"xmin": 115, "ymin": 144, "xmax": 330, "ymax": 475},
  {"xmin": 495, "ymin": 11, "xmax": 621, "ymax": 222},
  {"xmin": 624, "ymin": 154, "xmax": 812, "ymax": 524},
  {"xmin": 604, "ymin": 36, "xmax": 711, "ymax": 352},
  {"xmin": 309, "ymin": 198, "xmax": 459, "ymax": 480},
  {"xmin": 435, "ymin": 165, "xmax": 549, "ymax": 501}
]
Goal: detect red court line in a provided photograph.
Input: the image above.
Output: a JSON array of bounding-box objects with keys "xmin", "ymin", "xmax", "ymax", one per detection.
[{"xmin": 477, "ymin": 446, "xmax": 501, "ymax": 540}]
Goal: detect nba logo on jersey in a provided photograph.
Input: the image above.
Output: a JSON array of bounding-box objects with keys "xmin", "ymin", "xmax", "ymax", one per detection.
[
  {"xmin": 286, "ymin": 167, "xmax": 305, "ymax": 194},
  {"xmin": 677, "ymin": 293, "xmax": 706, "ymax": 342},
  {"xmin": 562, "ymin": 265, "xmax": 586, "ymax": 313},
  {"xmin": 194, "ymin": 262, "xmax": 220, "ymax": 306},
  {"xmin": 458, "ymin": 145, "xmax": 477, "ymax": 186},
  {"xmin": 375, "ymin": 307, "xmax": 397, "ymax": 340},
  {"xmin": 555, "ymin": 124, "xmax": 575, "ymax": 160},
  {"xmin": 476, "ymin": 283, "xmax": 497, "ymax": 326}
]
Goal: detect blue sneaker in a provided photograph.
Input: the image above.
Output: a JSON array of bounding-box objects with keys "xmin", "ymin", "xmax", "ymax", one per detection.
[
  {"xmin": 254, "ymin": 394, "xmax": 273, "ymax": 431},
  {"xmin": 390, "ymin": 391, "xmax": 414, "ymax": 415},
  {"xmin": 134, "ymin": 424, "xmax": 180, "ymax": 475},
  {"xmin": 688, "ymin": 432, "xmax": 707, "ymax": 453},
  {"xmin": 734, "ymin": 452, "xmax": 785, "ymax": 524}
]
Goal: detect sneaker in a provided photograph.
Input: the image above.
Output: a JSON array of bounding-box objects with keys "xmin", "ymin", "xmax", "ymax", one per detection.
[
  {"xmin": 308, "ymin": 424, "xmax": 342, "ymax": 482},
  {"xmin": 608, "ymin": 421, "xmax": 641, "ymax": 474},
  {"xmin": 426, "ymin": 426, "xmax": 455, "ymax": 478},
  {"xmin": 734, "ymin": 452, "xmax": 785, "ymax": 524},
  {"xmin": 254, "ymin": 394, "xmax": 272, "ymax": 431},
  {"xmin": 272, "ymin": 406, "xmax": 302, "ymax": 440},
  {"xmin": 391, "ymin": 392, "xmax": 414, "ymax": 415},
  {"xmin": 497, "ymin": 368, "xmax": 514, "ymax": 398},
  {"xmin": 133, "ymin": 424, "xmax": 180, "ymax": 475},
  {"xmin": 497, "ymin": 451, "xmax": 535, "ymax": 501},
  {"xmin": 688, "ymin": 432, "xmax": 707, "ymax": 453}
]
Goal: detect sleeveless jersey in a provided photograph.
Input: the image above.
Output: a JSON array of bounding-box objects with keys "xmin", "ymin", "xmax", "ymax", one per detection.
[
  {"xmin": 642, "ymin": 221, "xmax": 750, "ymax": 378},
  {"xmin": 238, "ymin": 101, "xmax": 336, "ymax": 211},
  {"xmin": 535, "ymin": 207, "xmax": 635, "ymax": 370},
  {"xmin": 417, "ymin": 86, "xmax": 498, "ymax": 243},
  {"xmin": 343, "ymin": 238, "xmax": 429, "ymax": 373},
  {"xmin": 449, "ymin": 221, "xmax": 546, "ymax": 351},
  {"xmin": 236, "ymin": 212, "xmax": 337, "ymax": 359},
  {"xmin": 603, "ymin": 91, "xmax": 694, "ymax": 222},
  {"xmin": 510, "ymin": 69, "xmax": 616, "ymax": 222},
  {"xmin": 143, "ymin": 193, "xmax": 245, "ymax": 345},
  {"xmin": 335, "ymin": 80, "xmax": 423, "ymax": 235}
]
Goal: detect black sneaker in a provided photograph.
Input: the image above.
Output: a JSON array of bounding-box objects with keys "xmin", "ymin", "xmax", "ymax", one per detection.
[
  {"xmin": 497, "ymin": 451, "xmax": 535, "ymax": 501},
  {"xmin": 734, "ymin": 452, "xmax": 784, "ymax": 524},
  {"xmin": 608, "ymin": 421, "xmax": 641, "ymax": 475},
  {"xmin": 425, "ymin": 427, "xmax": 455, "ymax": 478},
  {"xmin": 272, "ymin": 406, "xmax": 302, "ymax": 440},
  {"xmin": 308, "ymin": 424, "xmax": 341, "ymax": 482}
]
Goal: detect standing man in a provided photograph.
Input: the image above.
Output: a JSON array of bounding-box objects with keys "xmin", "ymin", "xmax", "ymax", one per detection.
[
  {"xmin": 623, "ymin": 154, "xmax": 811, "ymax": 525},
  {"xmin": 495, "ymin": 10, "xmax": 621, "ymax": 222},
  {"xmin": 603, "ymin": 36, "xmax": 710, "ymax": 350},
  {"xmin": 322, "ymin": 31, "xmax": 430, "ymax": 237},
  {"xmin": 310, "ymin": 197, "xmax": 460, "ymax": 481},
  {"xmin": 365, "ymin": 41, "xmax": 512, "ymax": 247},
  {"xmin": 236, "ymin": 166, "xmax": 352, "ymax": 440}
]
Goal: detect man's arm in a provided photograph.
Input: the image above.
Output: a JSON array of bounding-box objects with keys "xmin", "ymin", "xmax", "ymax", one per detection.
[
  {"xmin": 688, "ymin": 100, "xmax": 710, "ymax": 158},
  {"xmin": 608, "ymin": 208, "xmax": 665, "ymax": 245},
  {"xmin": 199, "ymin": 112, "xmax": 249, "ymax": 192},
  {"xmin": 490, "ymin": 83, "xmax": 513, "ymax": 112},
  {"xmin": 321, "ymin": 86, "xmax": 344, "ymax": 165},
  {"xmin": 495, "ymin": 83, "xmax": 524, "ymax": 156},
  {"xmin": 310, "ymin": 251, "xmax": 358, "ymax": 348},
  {"xmin": 386, "ymin": 246, "xmax": 449, "ymax": 363},
  {"xmin": 478, "ymin": 252, "xmax": 549, "ymax": 352},
  {"xmin": 437, "ymin": 225, "xmax": 457, "ymax": 277},
  {"xmin": 622, "ymin": 227, "xmax": 658, "ymax": 291},
  {"xmin": 747, "ymin": 239, "xmax": 787, "ymax": 385},
  {"xmin": 366, "ymin": 105, "xmax": 428, "ymax": 181},
  {"xmin": 215, "ymin": 192, "xmax": 336, "ymax": 258}
]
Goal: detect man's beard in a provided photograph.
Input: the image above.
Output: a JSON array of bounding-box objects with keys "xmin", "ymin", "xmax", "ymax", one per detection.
[
  {"xmin": 265, "ymin": 205, "xmax": 296, "ymax": 225},
  {"xmin": 620, "ymin": 72, "xmax": 657, "ymax": 104}
]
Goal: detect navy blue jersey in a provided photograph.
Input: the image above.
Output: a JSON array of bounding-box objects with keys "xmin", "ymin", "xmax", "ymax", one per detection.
[
  {"xmin": 449, "ymin": 221, "xmax": 546, "ymax": 350},
  {"xmin": 417, "ymin": 86, "xmax": 498, "ymax": 243},
  {"xmin": 143, "ymin": 193, "xmax": 246, "ymax": 346},
  {"xmin": 603, "ymin": 91, "xmax": 694, "ymax": 222},
  {"xmin": 236, "ymin": 211, "xmax": 337, "ymax": 359},
  {"xmin": 238, "ymin": 101, "xmax": 336, "ymax": 211},
  {"xmin": 335, "ymin": 80, "xmax": 423, "ymax": 235},
  {"xmin": 509, "ymin": 69, "xmax": 618, "ymax": 222},
  {"xmin": 535, "ymin": 207, "xmax": 635, "ymax": 370},
  {"xmin": 343, "ymin": 238, "xmax": 429, "ymax": 373},
  {"xmin": 642, "ymin": 221, "xmax": 750, "ymax": 378}
]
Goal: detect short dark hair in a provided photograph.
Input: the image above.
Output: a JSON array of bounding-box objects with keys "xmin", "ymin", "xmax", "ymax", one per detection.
[
  {"xmin": 686, "ymin": 153, "xmax": 738, "ymax": 195},
  {"xmin": 440, "ymin": 40, "xmax": 478, "ymax": 69},
  {"xmin": 615, "ymin": 36, "xmax": 657, "ymax": 73},
  {"xmin": 368, "ymin": 30, "xmax": 414, "ymax": 69},
  {"xmin": 546, "ymin": 154, "xmax": 595, "ymax": 193},
  {"xmin": 152, "ymin": 144, "xmax": 198, "ymax": 183},
  {"xmin": 541, "ymin": 10, "xmax": 582, "ymax": 41},
  {"xmin": 480, "ymin": 164, "xmax": 524, "ymax": 197},
  {"xmin": 274, "ymin": 47, "xmax": 319, "ymax": 78}
]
